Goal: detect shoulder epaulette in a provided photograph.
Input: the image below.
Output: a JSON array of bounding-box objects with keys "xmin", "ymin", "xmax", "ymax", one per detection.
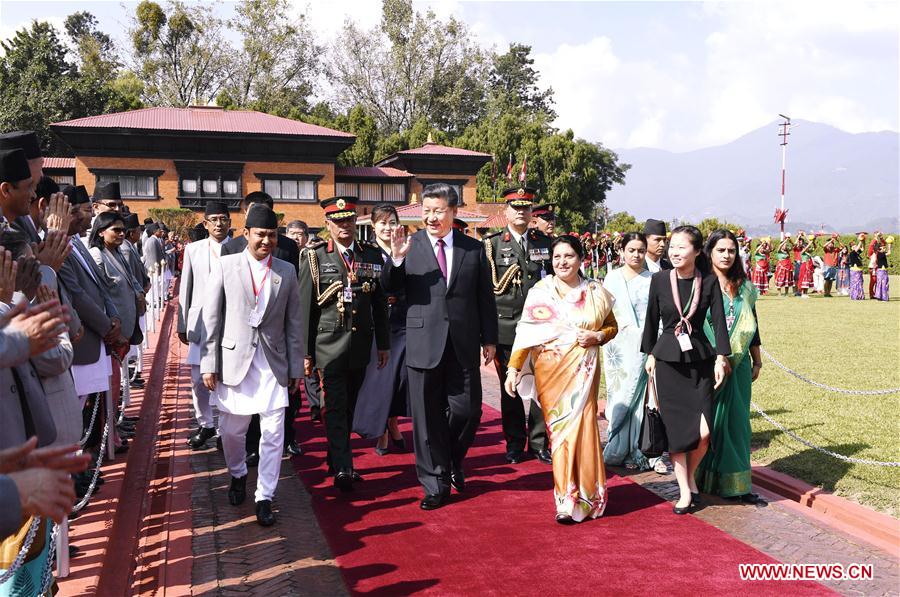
[
  {"xmin": 306, "ymin": 239, "xmax": 326, "ymax": 251},
  {"xmin": 481, "ymin": 230, "xmax": 501, "ymax": 241},
  {"xmin": 528, "ymin": 228, "xmax": 549, "ymax": 241}
]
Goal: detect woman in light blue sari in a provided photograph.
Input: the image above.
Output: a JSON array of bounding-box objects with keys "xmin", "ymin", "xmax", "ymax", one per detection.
[{"xmin": 602, "ymin": 233, "xmax": 666, "ymax": 472}]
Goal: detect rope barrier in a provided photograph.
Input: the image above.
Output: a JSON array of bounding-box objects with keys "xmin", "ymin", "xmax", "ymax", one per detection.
[
  {"xmin": 79, "ymin": 395, "xmax": 101, "ymax": 448},
  {"xmin": 751, "ymin": 401, "xmax": 900, "ymax": 467},
  {"xmin": 0, "ymin": 517, "xmax": 42, "ymax": 585},
  {"xmin": 38, "ymin": 523, "xmax": 59, "ymax": 595},
  {"xmin": 71, "ymin": 406, "xmax": 111, "ymax": 514},
  {"xmin": 761, "ymin": 348, "xmax": 900, "ymax": 396}
]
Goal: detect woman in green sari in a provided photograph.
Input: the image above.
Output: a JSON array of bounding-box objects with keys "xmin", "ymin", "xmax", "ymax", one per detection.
[{"xmin": 696, "ymin": 229, "xmax": 765, "ymax": 504}]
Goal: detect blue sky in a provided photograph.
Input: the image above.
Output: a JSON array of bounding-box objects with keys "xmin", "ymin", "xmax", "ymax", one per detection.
[{"xmin": 1, "ymin": 1, "xmax": 897, "ymax": 152}]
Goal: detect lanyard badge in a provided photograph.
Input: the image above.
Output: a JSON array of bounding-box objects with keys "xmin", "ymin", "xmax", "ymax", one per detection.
[{"xmin": 248, "ymin": 256, "xmax": 272, "ymax": 327}]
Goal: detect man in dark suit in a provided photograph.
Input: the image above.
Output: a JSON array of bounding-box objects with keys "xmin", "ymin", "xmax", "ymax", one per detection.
[
  {"xmin": 0, "ymin": 131, "xmax": 43, "ymax": 243},
  {"xmin": 222, "ymin": 191, "xmax": 300, "ymax": 465},
  {"xmin": 221, "ymin": 192, "xmax": 299, "ymax": 274},
  {"xmin": 382, "ymin": 183, "xmax": 498, "ymax": 510}
]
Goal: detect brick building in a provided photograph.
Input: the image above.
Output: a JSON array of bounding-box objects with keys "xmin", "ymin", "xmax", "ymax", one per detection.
[{"xmin": 49, "ymin": 106, "xmax": 503, "ymax": 228}]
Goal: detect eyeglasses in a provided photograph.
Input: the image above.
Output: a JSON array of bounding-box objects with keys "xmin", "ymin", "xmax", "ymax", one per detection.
[
  {"xmin": 205, "ymin": 216, "xmax": 231, "ymax": 224},
  {"xmin": 421, "ymin": 209, "xmax": 449, "ymax": 218}
]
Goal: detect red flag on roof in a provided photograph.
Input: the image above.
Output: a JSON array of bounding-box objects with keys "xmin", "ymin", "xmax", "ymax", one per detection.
[{"xmin": 518, "ymin": 154, "xmax": 527, "ymax": 183}]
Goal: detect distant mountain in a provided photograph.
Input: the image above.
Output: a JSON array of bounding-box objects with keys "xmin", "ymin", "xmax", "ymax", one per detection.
[{"xmin": 605, "ymin": 120, "xmax": 899, "ymax": 232}]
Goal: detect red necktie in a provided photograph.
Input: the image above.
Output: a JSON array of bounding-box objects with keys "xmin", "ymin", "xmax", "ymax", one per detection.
[{"xmin": 436, "ymin": 238, "xmax": 448, "ymax": 278}]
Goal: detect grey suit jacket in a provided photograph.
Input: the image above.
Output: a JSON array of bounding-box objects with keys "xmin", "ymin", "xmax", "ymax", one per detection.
[
  {"xmin": 57, "ymin": 237, "xmax": 118, "ymax": 365},
  {"xmin": 17, "ymin": 268, "xmax": 80, "ymax": 446},
  {"xmin": 12, "ymin": 215, "xmax": 41, "ymax": 243},
  {"xmin": 90, "ymin": 246, "xmax": 138, "ymax": 341},
  {"xmin": 142, "ymin": 235, "xmax": 165, "ymax": 271},
  {"xmin": 200, "ymin": 252, "xmax": 304, "ymax": 388},
  {"xmin": 122, "ymin": 239, "xmax": 149, "ymax": 292},
  {"xmin": 0, "ymin": 302, "xmax": 56, "ymax": 449},
  {"xmin": 179, "ymin": 238, "xmax": 228, "ymax": 344}
]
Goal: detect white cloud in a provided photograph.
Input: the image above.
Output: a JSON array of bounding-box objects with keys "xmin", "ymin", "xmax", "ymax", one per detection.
[{"xmin": 533, "ymin": 1, "xmax": 898, "ymax": 151}]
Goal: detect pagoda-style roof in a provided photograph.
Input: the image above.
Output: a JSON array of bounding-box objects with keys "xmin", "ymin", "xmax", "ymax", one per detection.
[
  {"xmin": 376, "ymin": 140, "xmax": 492, "ymax": 176},
  {"xmin": 51, "ymin": 106, "xmax": 355, "ymax": 163}
]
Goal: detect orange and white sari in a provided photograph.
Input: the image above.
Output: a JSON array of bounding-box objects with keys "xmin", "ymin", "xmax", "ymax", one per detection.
[{"xmin": 510, "ymin": 277, "xmax": 617, "ymax": 521}]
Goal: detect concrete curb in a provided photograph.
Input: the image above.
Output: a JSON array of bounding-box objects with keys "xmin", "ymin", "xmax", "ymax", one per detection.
[{"xmin": 752, "ymin": 464, "xmax": 900, "ymax": 556}]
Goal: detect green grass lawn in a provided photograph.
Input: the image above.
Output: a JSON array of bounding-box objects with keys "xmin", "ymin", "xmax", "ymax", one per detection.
[{"xmin": 750, "ymin": 277, "xmax": 900, "ymax": 516}]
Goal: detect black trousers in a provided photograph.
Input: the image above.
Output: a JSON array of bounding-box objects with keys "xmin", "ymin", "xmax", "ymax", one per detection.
[
  {"xmin": 407, "ymin": 338, "xmax": 482, "ymax": 496},
  {"xmin": 304, "ymin": 372, "xmax": 322, "ymax": 410},
  {"xmin": 494, "ymin": 344, "xmax": 547, "ymax": 454},
  {"xmin": 321, "ymin": 367, "xmax": 367, "ymax": 473},
  {"xmin": 246, "ymin": 386, "xmax": 302, "ymax": 453}
]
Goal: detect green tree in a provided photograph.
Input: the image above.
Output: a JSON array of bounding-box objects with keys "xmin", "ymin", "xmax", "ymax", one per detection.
[
  {"xmin": 329, "ymin": 0, "xmax": 488, "ymax": 134},
  {"xmin": 603, "ymin": 211, "xmax": 641, "ymax": 233},
  {"xmin": 129, "ymin": 0, "xmax": 231, "ymax": 106},
  {"xmin": 488, "ymin": 43, "xmax": 555, "ymax": 119},
  {"xmin": 221, "ymin": 0, "xmax": 320, "ymax": 115},
  {"xmin": 0, "ymin": 18, "xmax": 135, "ymax": 156}
]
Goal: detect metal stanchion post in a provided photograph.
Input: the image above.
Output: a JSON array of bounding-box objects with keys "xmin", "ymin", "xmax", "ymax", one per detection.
[
  {"xmin": 56, "ymin": 518, "xmax": 69, "ymax": 578},
  {"xmin": 105, "ymin": 387, "xmax": 115, "ymax": 461},
  {"xmin": 121, "ymin": 358, "xmax": 131, "ymax": 408}
]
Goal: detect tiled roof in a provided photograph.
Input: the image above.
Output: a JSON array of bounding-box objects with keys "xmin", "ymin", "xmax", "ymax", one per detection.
[
  {"xmin": 398, "ymin": 143, "xmax": 491, "ymax": 157},
  {"xmin": 335, "ymin": 166, "xmax": 413, "ymax": 178},
  {"xmin": 43, "ymin": 157, "xmax": 75, "ymax": 169},
  {"xmin": 52, "ymin": 107, "xmax": 354, "ymax": 138},
  {"xmin": 480, "ymin": 212, "xmax": 508, "ymax": 228}
]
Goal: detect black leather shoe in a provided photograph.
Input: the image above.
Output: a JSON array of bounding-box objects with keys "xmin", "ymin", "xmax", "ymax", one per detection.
[
  {"xmin": 255, "ymin": 500, "xmax": 276, "ymax": 526},
  {"xmin": 391, "ymin": 435, "xmax": 406, "ymax": 451},
  {"xmin": 739, "ymin": 492, "xmax": 767, "ymax": 506},
  {"xmin": 69, "ymin": 544, "xmax": 81, "ymax": 558},
  {"xmin": 189, "ymin": 427, "xmax": 216, "ymax": 450},
  {"xmin": 310, "ymin": 407, "xmax": 321, "ymax": 422},
  {"xmin": 285, "ymin": 440, "xmax": 302, "ymax": 456},
  {"xmin": 450, "ymin": 470, "xmax": 465, "ymax": 493},
  {"xmin": 420, "ymin": 492, "xmax": 449, "ymax": 510},
  {"xmin": 533, "ymin": 449, "xmax": 552, "ymax": 465},
  {"xmin": 228, "ymin": 475, "xmax": 247, "ymax": 506},
  {"xmin": 505, "ymin": 450, "xmax": 526, "ymax": 464},
  {"xmin": 691, "ymin": 492, "xmax": 702, "ymax": 507},
  {"xmin": 673, "ymin": 503, "xmax": 692, "ymax": 515},
  {"xmin": 245, "ymin": 452, "xmax": 260, "ymax": 467},
  {"xmin": 334, "ymin": 471, "xmax": 353, "ymax": 492},
  {"xmin": 115, "ymin": 444, "xmax": 129, "ymax": 455},
  {"xmin": 351, "ymin": 470, "xmax": 363, "ymax": 482},
  {"xmin": 123, "ymin": 415, "xmax": 140, "ymax": 423},
  {"xmin": 555, "ymin": 513, "xmax": 575, "ymax": 525},
  {"xmin": 129, "ymin": 379, "xmax": 145, "ymax": 389}
]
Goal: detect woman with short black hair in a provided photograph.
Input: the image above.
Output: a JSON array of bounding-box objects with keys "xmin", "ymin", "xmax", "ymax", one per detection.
[{"xmin": 641, "ymin": 225, "xmax": 731, "ymax": 515}]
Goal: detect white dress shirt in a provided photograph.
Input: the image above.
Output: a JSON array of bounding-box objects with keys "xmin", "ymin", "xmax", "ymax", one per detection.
[{"xmin": 645, "ymin": 256, "xmax": 662, "ymax": 273}]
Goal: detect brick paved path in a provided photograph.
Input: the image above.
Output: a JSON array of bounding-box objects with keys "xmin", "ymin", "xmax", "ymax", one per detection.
[
  {"xmin": 188, "ymin": 415, "xmax": 346, "ymax": 595},
  {"xmin": 180, "ymin": 362, "xmax": 897, "ymax": 596}
]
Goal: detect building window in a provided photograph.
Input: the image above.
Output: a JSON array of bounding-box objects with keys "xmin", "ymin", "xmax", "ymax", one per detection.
[
  {"xmin": 48, "ymin": 174, "xmax": 75, "ymax": 187},
  {"xmin": 91, "ymin": 169, "xmax": 163, "ymax": 200},
  {"xmin": 334, "ymin": 181, "xmax": 407, "ymax": 203},
  {"xmin": 175, "ymin": 161, "xmax": 244, "ymax": 210},
  {"xmin": 254, "ymin": 173, "xmax": 322, "ymax": 203}
]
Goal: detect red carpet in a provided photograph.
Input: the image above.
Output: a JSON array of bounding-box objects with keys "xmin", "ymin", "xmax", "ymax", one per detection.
[{"xmin": 292, "ymin": 407, "xmax": 829, "ymax": 596}]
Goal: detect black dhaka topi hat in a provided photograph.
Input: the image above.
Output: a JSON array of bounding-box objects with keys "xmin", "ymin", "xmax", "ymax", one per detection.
[
  {"xmin": 0, "ymin": 149, "xmax": 32, "ymax": 184},
  {"xmin": 643, "ymin": 218, "xmax": 667, "ymax": 237},
  {"xmin": 0, "ymin": 131, "xmax": 41, "ymax": 160},
  {"xmin": 245, "ymin": 205, "xmax": 278, "ymax": 229}
]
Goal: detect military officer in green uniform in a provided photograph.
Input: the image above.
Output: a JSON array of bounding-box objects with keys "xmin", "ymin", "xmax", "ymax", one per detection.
[
  {"xmin": 484, "ymin": 187, "xmax": 554, "ymax": 465},
  {"xmin": 298, "ymin": 196, "xmax": 390, "ymax": 491}
]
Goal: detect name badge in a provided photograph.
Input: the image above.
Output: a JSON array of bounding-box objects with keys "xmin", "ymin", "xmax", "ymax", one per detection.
[
  {"xmin": 248, "ymin": 309, "xmax": 263, "ymax": 328},
  {"xmin": 343, "ymin": 286, "xmax": 353, "ymax": 303},
  {"xmin": 676, "ymin": 332, "xmax": 693, "ymax": 352}
]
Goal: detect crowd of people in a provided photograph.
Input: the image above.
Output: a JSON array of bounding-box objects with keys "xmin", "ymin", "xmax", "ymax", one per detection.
[
  {"xmin": 0, "ymin": 130, "xmax": 187, "ymax": 591},
  {"xmin": 1, "ymin": 125, "xmax": 882, "ymax": 591}
]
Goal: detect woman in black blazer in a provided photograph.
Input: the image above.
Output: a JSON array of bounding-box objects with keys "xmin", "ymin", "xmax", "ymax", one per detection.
[{"xmin": 641, "ymin": 226, "xmax": 731, "ymax": 515}]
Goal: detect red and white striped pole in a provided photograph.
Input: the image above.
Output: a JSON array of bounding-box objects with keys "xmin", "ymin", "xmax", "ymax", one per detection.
[{"xmin": 778, "ymin": 114, "xmax": 791, "ymax": 240}]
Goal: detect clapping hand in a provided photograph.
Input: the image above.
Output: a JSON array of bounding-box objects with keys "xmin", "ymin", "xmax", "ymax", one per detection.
[
  {"xmin": 32, "ymin": 230, "xmax": 72, "ymax": 272},
  {"xmin": 0, "ymin": 437, "xmax": 91, "ymax": 475},
  {"xmin": 0, "ymin": 249, "xmax": 16, "ymax": 303},
  {"xmin": 389, "ymin": 225, "xmax": 411, "ymax": 260},
  {"xmin": 5, "ymin": 298, "xmax": 69, "ymax": 356},
  {"xmin": 15, "ymin": 255, "xmax": 41, "ymax": 300},
  {"xmin": 44, "ymin": 192, "xmax": 72, "ymax": 233}
]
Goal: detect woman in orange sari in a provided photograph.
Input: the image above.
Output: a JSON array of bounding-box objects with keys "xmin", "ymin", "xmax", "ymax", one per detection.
[{"xmin": 505, "ymin": 236, "xmax": 617, "ymax": 524}]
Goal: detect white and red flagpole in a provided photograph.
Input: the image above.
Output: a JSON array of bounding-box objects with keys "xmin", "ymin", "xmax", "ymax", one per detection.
[{"xmin": 777, "ymin": 114, "xmax": 791, "ymax": 240}]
